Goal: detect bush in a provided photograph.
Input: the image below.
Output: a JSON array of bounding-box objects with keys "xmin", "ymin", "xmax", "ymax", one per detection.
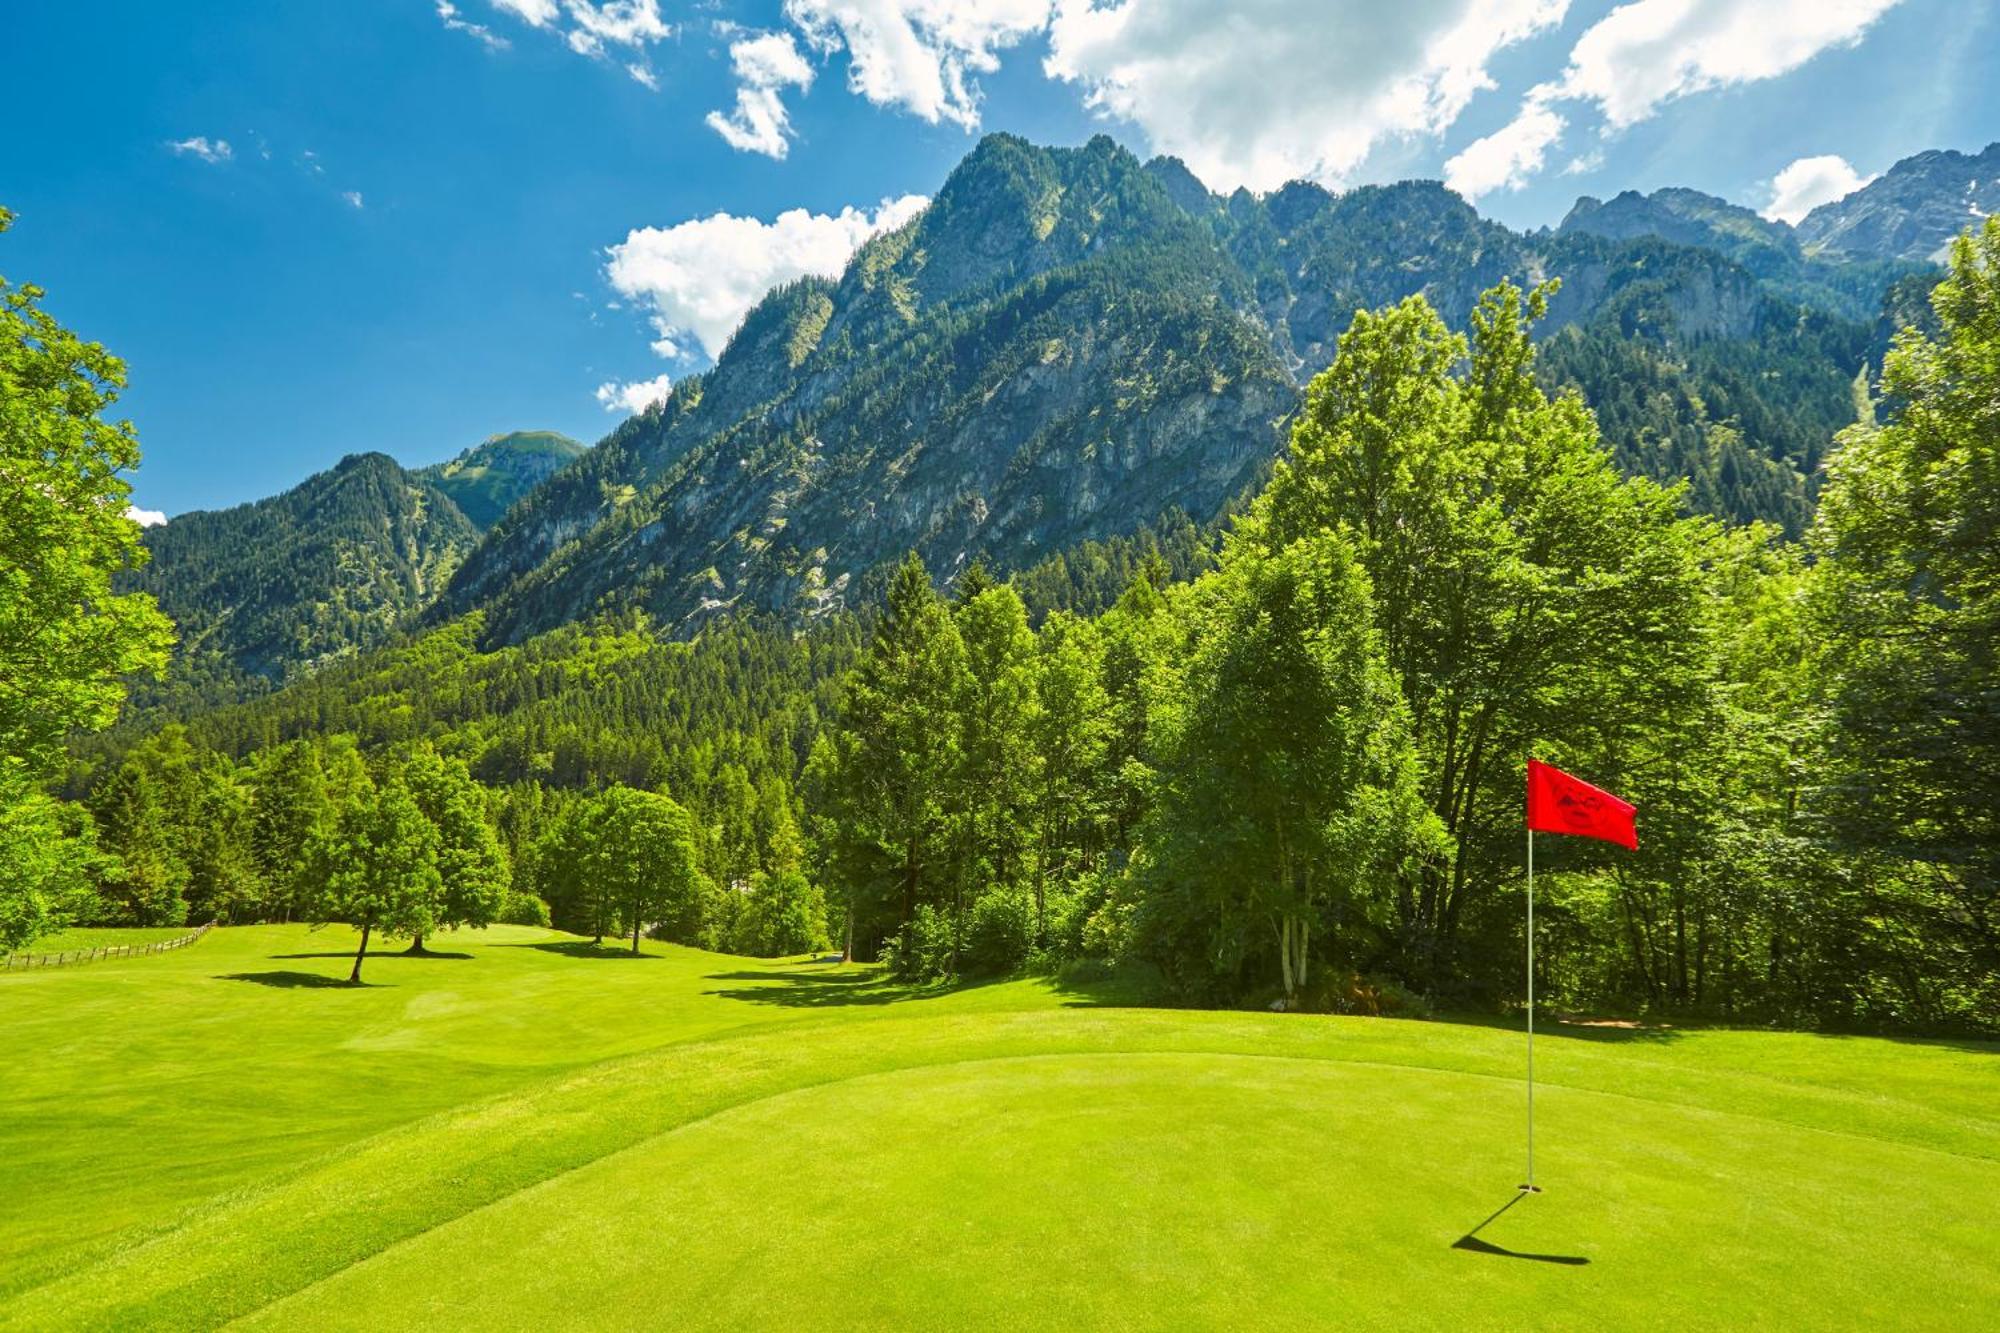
[
  {"xmin": 881, "ymin": 904, "xmax": 954, "ymax": 982},
  {"xmin": 498, "ymin": 892, "xmax": 551, "ymax": 927},
  {"xmin": 963, "ymin": 889, "xmax": 1035, "ymax": 976}
]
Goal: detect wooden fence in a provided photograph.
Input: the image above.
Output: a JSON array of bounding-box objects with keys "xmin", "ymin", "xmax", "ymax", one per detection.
[{"xmin": 2, "ymin": 921, "xmax": 217, "ymax": 972}]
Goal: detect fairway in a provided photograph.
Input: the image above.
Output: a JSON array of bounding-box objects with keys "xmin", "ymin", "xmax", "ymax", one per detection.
[{"xmin": 2, "ymin": 927, "xmax": 1996, "ymax": 1329}]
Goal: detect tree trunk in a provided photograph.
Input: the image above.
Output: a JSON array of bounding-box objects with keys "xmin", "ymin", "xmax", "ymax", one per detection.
[
  {"xmin": 1277, "ymin": 916, "xmax": 1296, "ymax": 1007},
  {"xmin": 843, "ymin": 899, "xmax": 854, "ymax": 964},
  {"xmin": 630, "ymin": 896, "xmax": 642, "ymax": 955},
  {"xmin": 349, "ymin": 922, "xmax": 372, "ymax": 984},
  {"xmin": 403, "ymin": 932, "xmax": 429, "ymax": 956}
]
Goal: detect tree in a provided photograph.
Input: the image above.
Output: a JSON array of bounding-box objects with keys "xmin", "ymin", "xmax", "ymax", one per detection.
[
  {"xmin": 730, "ymin": 867, "xmax": 831, "ymax": 957},
  {"xmin": 589, "ymin": 785, "xmax": 707, "ymax": 954},
  {"xmin": 819, "ymin": 554, "xmax": 967, "ymax": 956},
  {"xmin": 1, "ymin": 205, "xmax": 173, "ymax": 946},
  {"xmin": 949, "ymin": 584, "xmax": 1038, "ymax": 966},
  {"xmin": 1251, "ymin": 280, "xmax": 1711, "ymax": 997},
  {"xmin": 1027, "ymin": 610, "xmax": 1110, "ymax": 936},
  {"xmin": 394, "ymin": 745, "xmax": 509, "ymax": 953},
  {"xmin": 1138, "ymin": 531, "xmax": 1441, "ymax": 1006},
  {"xmin": 305, "ymin": 777, "xmax": 440, "ymax": 984},
  {"xmin": 1811, "ymin": 218, "xmax": 2000, "ymax": 1023}
]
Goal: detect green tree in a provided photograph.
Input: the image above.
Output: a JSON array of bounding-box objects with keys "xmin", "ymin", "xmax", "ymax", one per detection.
[
  {"xmin": 305, "ymin": 777, "xmax": 440, "ymax": 984},
  {"xmin": 1138, "ymin": 531, "xmax": 1441, "ymax": 1006},
  {"xmin": 0, "ymin": 206, "xmax": 173, "ymax": 946},
  {"xmin": 819, "ymin": 554, "xmax": 968, "ymax": 956},
  {"xmin": 1811, "ymin": 218, "xmax": 2000, "ymax": 1023},
  {"xmin": 590, "ymin": 785, "xmax": 707, "ymax": 954},
  {"xmin": 1252, "ymin": 280, "xmax": 1710, "ymax": 997},
  {"xmin": 394, "ymin": 745, "xmax": 509, "ymax": 953}
]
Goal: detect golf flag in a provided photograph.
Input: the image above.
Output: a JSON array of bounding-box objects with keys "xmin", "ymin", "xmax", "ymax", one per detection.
[{"xmin": 1526, "ymin": 759, "xmax": 1637, "ymax": 849}]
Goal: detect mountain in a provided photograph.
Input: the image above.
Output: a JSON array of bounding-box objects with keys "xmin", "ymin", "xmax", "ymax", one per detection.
[
  {"xmin": 446, "ymin": 135, "xmax": 1296, "ymax": 643},
  {"xmin": 415, "ymin": 430, "xmax": 584, "ymax": 530},
  {"xmin": 445, "ymin": 135, "xmax": 1905, "ymax": 644},
  {"xmin": 1796, "ymin": 142, "xmax": 2000, "ymax": 262},
  {"xmin": 126, "ymin": 452, "xmax": 480, "ymax": 695}
]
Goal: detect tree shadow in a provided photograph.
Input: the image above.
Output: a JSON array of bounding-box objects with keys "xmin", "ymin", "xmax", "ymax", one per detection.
[
  {"xmin": 493, "ymin": 941, "xmax": 660, "ymax": 960},
  {"xmin": 1446, "ymin": 1012, "xmax": 1684, "ymax": 1045},
  {"xmin": 270, "ymin": 950, "xmax": 471, "ymax": 961},
  {"xmin": 219, "ymin": 971, "xmax": 385, "ymax": 989},
  {"xmin": 1450, "ymin": 1192, "xmax": 1589, "ymax": 1266},
  {"xmin": 704, "ymin": 966, "xmax": 913, "ymax": 1008}
]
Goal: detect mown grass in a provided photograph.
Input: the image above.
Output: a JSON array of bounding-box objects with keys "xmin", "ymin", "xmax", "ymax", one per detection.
[{"xmin": 1, "ymin": 925, "xmax": 1994, "ymax": 1329}]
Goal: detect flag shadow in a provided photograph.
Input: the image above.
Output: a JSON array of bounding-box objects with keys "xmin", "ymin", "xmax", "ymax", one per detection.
[{"xmin": 1451, "ymin": 1192, "xmax": 1590, "ymax": 1266}]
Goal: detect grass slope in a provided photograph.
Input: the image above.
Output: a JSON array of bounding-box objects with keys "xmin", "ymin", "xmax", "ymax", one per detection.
[{"xmin": 1, "ymin": 926, "xmax": 1994, "ymax": 1329}]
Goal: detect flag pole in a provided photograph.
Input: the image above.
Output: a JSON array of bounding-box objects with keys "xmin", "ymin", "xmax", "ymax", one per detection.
[{"xmin": 1522, "ymin": 823, "xmax": 1539, "ymax": 1193}]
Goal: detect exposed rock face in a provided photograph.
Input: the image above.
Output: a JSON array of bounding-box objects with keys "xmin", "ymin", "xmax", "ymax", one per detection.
[
  {"xmin": 444, "ymin": 134, "xmax": 1907, "ymax": 647},
  {"xmin": 1797, "ymin": 143, "xmax": 2000, "ymax": 262}
]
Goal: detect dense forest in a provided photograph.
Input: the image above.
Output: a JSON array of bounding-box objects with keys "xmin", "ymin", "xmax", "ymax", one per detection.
[{"xmin": 14, "ymin": 207, "xmax": 1997, "ymax": 1033}]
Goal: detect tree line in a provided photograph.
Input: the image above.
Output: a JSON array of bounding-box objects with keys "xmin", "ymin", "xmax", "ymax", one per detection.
[{"xmin": 6, "ymin": 205, "xmax": 1996, "ymax": 1031}]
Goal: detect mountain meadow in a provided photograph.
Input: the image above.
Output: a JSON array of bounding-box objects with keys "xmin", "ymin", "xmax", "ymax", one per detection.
[{"xmin": 4, "ymin": 133, "xmax": 1999, "ymax": 1326}]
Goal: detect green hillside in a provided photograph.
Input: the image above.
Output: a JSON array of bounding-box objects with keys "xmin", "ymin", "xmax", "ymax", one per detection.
[
  {"xmin": 1, "ymin": 926, "xmax": 1994, "ymax": 1329},
  {"xmin": 124, "ymin": 453, "xmax": 479, "ymax": 697},
  {"xmin": 415, "ymin": 430, "xmax": 584, "ymax": 530}
]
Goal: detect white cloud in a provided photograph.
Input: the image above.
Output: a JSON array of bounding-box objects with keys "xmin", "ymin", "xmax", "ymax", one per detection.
[
  {"xmin": 1762, "ymin": 154, "xmax": 1875, "ymax": 224},
  {"xmin": 784, "ymin": 0, "xmax": 1052, "ymax": 130},
  {"xmin": 1044, "ymin": 0, "xmax": 1569, "ymax": 192},
  {"xmin": 1451, "ymin": 0, "xmax": 1905, "ymax": 198},
  {"xmin": 492, "ymin": 0, "xmax": 559, "ymax": 24},
  {"xmin": 604, "ymin": 193, "xmax": 928, "ymax": 360},
  {"xmin": 437, "ymin": 1, "xmax": 510, "ymax": 50},
  {"xmin": 707, "ymin": 31, "xmax": 816, "ymax": 158},
  {"xmin": 595, "ymin": 373, "xmax": 675, "ymax": 413},
  {"xmin": 342, "ymin": 190, "xmax": 365, "ymax": 209},
  {"xmin": 1443, "ymin": 93, "xmax": 1564, "ymax": 199},
  {"xmin": 1554, "ymin": 0, "xmax": 1903, "ymax": 130},
  {"xmin": 127, "ymin": 505, "xmax": 168, "ymax": 528},
  {"xmin": 166, "ymin": 136, "xmax": 232, "ymax": 163},
  {"xmin": 479, "ymin": 0, "xmax": 671, "ymax": 80}
]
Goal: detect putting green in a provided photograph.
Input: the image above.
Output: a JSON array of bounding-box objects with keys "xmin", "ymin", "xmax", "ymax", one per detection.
[{"xmin": 2, "ymin": 926, "xmax": 1996, "ymax": 1329}]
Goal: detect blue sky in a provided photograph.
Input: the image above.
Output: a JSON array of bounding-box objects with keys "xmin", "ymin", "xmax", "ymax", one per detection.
[{"xmin": 3, "ymin": 0, "xmax": 1995, "ymax": 518}]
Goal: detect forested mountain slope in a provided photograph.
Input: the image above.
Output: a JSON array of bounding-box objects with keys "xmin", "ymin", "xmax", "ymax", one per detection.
[
  {"xmin": 126, "ymin": 453, "xmax": 479, "ymax": 695},
  {"xmin": 415, "ymin": 430, "xmax": 584, "ymax": 530},
  {"xmin": 445, "ymin": 134, "xmax": 1915, "ymax": 644}
]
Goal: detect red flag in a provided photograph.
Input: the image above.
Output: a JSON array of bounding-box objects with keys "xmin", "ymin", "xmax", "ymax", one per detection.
[{"xmin": 1526, "ymin": 759, "xmax": 1636, "ymax": 849}]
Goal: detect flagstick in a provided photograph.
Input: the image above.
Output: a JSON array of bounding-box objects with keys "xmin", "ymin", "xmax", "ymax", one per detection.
[{"xmin": 1522, "ymin": 824, "xmax": 1539, "ymax": 1194}]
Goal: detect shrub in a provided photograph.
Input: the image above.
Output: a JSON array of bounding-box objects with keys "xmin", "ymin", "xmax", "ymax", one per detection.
[
  {"xmin": 499, "ymin": 892, "xmax": 552, "ymax": 927},
  {"xmin": 881, "ymin": 903, "xmax": 954, "ymax": 982},
  {"xmin": 963, "ymin": 889, "xmax": 1035, "ymax": 976}
]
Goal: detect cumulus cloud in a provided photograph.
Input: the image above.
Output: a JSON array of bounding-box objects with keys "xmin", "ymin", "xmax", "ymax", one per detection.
[
  {"xmin": 342, "ymin": 190, "xmax": 365, "ymax": 209},
  {"xmin": 1763, "ymin": 154, "xmax": 1875, "ymax": 224},
  {"xmin": 166, "ymin": 136, "xmax": 232, "ymax": 163},
  {"xmin": 1450, "ymin": 0, "xmax": 1905, "ymax": 199},
  {"xmin": 1554, "ymin": 0, "xmax": 1903, "ymax": 130},
  {"xmin": 127, "ymin": 505, "xmax": 168, "ymax": 527},
  {"xmin": 436, "ymin": 1, "xmax": 510, "ymax": 50},
  {"xmin": 595, "ymin": 373, "xmax": 675, "ymax": 413},
  {"xmin": 1443, "ymin": 94, "xmax": 1564, "ymax": 199},
  {"xmin": 707, "ymin": 31, "xmax": 816, "ymax": 158},
  {"xmin": 784, "ymin": 0, "xmax": 1052, "ymax": 129},
  {"xmin": 1042, "ymin": 0, "xmax": 1567, "ymax": 192},
  {"xmin": 604, "ymin": 193, "xmax": 928, "ymax": 360}
]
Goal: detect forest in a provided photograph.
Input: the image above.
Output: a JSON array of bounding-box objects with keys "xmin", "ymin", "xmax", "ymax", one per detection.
[{"xmin": 7, "ymin": 211, "xmax": 1998, "ymax": 1033}]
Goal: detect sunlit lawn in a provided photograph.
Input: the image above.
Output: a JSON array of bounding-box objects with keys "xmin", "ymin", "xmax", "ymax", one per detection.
[{"xmin": 2, "ymin": 924, "xmax": 1995, "ymax": 1329}]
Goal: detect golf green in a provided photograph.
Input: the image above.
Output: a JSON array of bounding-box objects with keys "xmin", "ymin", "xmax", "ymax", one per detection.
[{"xmin": 2, "ymin": 925, "xmax": 1995, "ymax": 1329}]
